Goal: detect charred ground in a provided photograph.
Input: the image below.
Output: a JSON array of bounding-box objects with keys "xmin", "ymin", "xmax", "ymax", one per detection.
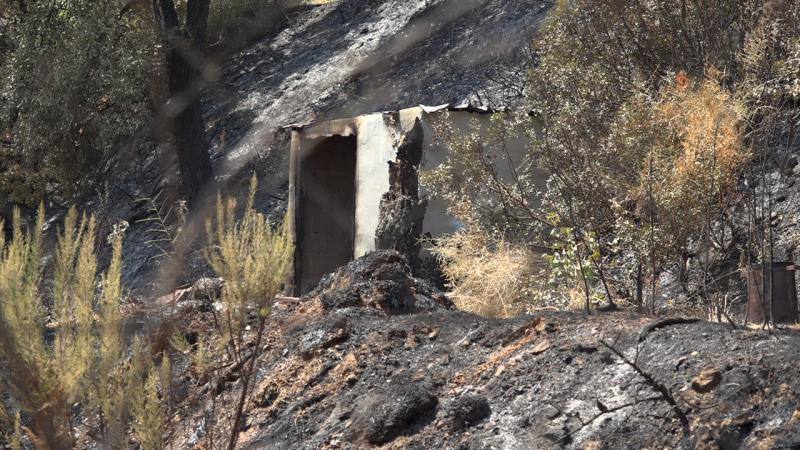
[{"xmin": 158, "ymin": 251, "xmax": 800, "ymax": 449}]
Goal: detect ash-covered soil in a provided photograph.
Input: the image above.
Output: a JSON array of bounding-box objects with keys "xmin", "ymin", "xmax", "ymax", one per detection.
[
  {"xmin": 205, "ymin": 0, "xmax": 548, "ymax": 165},
  {"xmin": 164, "ymin": 251, "xmax": 800, "ymax": 450}
]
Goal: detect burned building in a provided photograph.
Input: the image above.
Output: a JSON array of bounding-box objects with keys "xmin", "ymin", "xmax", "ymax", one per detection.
[{"xmin": 285, "ymin": 104, "xmax": 533, "ymax": 295}]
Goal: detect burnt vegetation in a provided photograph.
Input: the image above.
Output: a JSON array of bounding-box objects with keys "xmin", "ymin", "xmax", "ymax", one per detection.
[{"xmin": 0, "ymin": 0, "xmax": 800, "ymax": 449}]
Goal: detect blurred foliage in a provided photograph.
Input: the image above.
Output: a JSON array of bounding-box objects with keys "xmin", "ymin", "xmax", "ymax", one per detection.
[
  {"xmin": 0, "ymin": 206, "xmax": 160, "ymax": 448},
  {"xmin": 208, "ymin": 0, "xmax": 284, "ymax": 45},
  {"xmin": 0, "ymin": 0, "xmax": 155, "ymax": 205}
]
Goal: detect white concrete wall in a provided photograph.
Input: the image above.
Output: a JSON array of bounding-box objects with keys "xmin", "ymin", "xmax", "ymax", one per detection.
[{"xmin": 353, "ymin": 113, "xmax": 398, "ymax": 257}]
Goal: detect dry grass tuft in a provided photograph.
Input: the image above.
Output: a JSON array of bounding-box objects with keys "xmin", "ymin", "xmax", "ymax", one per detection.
[{"xmin": 429, "ymin": 230, "xmax": 549, "ymax": 318}]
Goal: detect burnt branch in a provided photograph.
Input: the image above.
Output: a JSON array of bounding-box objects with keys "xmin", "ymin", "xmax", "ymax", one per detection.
[
  {"xmin": 556, "ymin": 394, "xmax": 663, "ymax": 444},
  {"xmin": 599, "ymin": 339, "xmax": 692, "ymax": 447},
  {"xmin": 637, "ymin": 317, "xmax": 701, "ymax": 343}
]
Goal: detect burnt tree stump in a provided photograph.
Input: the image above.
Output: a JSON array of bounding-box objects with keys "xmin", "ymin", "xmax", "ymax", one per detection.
[{"xmin": 375, "ymin": 119, "xmax": 427, "ymax": 271}]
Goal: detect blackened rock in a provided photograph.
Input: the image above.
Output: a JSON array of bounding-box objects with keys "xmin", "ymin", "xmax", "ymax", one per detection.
[
  {"xmin": 350, "ymin": 383, "xmax": 438, "ymax": 444},
  {"xmin": 445, "ymin": 394, "xmax": 492, "ymax": 431}
]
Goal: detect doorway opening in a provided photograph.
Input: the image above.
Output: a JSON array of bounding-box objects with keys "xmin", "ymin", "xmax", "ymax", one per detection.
[{"xmin": 297, "ymin": 135, "xmax": 357, "ymax": 294}]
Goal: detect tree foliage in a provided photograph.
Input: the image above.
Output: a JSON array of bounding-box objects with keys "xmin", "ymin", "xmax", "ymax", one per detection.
[
  {"xmin": 0, "ymin": 0, "xmax": 155, "ymax": 204},
  {"xmin": 426, "ymin": 0, "xmax": 799, "ymax": 312}
]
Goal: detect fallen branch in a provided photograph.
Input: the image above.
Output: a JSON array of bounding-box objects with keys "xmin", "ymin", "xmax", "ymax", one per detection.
[
  {"xmin": 638, "ymin": 317, "xmax": 700, "ymax": 343},
  {"xmin": 556, "ymin": 394, "xmax": 663, "ymax": 443},
  {"xmin": 599, "ymin": 339, "xmax": 692, "ymax": 447}
]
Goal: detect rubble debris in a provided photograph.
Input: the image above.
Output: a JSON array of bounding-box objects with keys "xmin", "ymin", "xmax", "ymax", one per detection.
[
  {"xmin": 313, "ymin": 250, "xmax": 449, "ymax": 314},
  {"xmin": 692, "ymin": 368, "xmax": 723, "ymax": 393}
]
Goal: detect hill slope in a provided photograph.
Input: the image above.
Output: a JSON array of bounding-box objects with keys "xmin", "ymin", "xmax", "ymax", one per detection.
[
  {"xmin": 164, "ymin": 252, "xmax": 800, "ymax": 449},
  {"xmin": 204, "ymin": 0, "xmax": 548, "ymax": 164}
]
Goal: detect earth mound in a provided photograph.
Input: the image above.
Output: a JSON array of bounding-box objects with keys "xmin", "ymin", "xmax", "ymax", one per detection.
[{"xmin": 160, "ymin": 251, "xmax": 800, "ymax": 449}]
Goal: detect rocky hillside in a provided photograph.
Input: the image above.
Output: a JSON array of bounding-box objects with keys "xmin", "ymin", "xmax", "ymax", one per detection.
[
  {"xmin": 204, "ymin": 0, "xmax": 548, "ymax": 166},
  {"xmin": 161, "ymin": 252, "xmax": 800, "ymax": 449},
  {"xmin": 150, "ymin": 5, "xmax": 800, "ymax": 448}
]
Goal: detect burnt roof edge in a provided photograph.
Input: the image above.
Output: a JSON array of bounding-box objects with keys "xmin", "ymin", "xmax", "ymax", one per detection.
[{"xmin": 283, "ymin": 102, "xmax": 504, "ymax": 132}]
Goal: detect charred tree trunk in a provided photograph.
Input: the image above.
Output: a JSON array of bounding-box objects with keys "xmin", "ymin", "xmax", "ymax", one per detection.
[
  {"xmin": 635, "ymin": 262, "xmax": 643, "ymax": 309},
  {"xmin": 375, "ymin": 119, "xmax": 427, "ymax": 271},
  {"xmin": 186, "ymin": 0, "xmax": 210, "ymax": 47},
  {"xmin": 152, "ymin": 0, "xmax": 213, "ymax": 202}
]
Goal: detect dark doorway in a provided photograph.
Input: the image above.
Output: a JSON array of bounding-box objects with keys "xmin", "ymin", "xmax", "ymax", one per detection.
[{"xmin": 297, "ymin": 135, "xmax": 357, "ymax": 294}]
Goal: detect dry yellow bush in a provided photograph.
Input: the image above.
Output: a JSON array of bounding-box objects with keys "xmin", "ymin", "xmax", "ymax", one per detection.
[
  {"xmin": 430, "ymin": 230, "xmax": 550, "ymax": 318},
  {"xmin": 657, "ymin": 75, "xmax": 748, "ymax": 199},
  {"xmin": 610, "ymin": 75, "xmax": 748, "ymax": 275}
]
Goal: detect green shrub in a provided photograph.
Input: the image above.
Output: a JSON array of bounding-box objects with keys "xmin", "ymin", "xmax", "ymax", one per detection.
[{"xmin": 0, "ymin": 206, "xmax": 160, "ymax": 448}]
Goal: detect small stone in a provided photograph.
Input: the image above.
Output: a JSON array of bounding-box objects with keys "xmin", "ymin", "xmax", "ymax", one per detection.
[
  {"xmin": 542, "ymin": 404, "xmax": 561, "ymax": 420},
  {"xmin": 531, "ymin": 339, "xmax": 551, "ymax": 354},
  {"xmin": 692, "ymin": 367, "xmax": 722, "ymax": 393},
  {"xmin": 404, "ymin": 333, "xmax": 419, "ymax": 349},
  {"xmin": 582, "ymin": 441, "xmax": 602, "ymax": 450}
]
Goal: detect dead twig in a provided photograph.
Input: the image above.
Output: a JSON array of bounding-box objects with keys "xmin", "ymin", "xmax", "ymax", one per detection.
[
  {"xmin": 637, "ymin": 317, "xmax": 700, "ymax": 343},
  {"xmin": 599, "ymin": 339, "xmax": 692, "ymax": 447}
]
